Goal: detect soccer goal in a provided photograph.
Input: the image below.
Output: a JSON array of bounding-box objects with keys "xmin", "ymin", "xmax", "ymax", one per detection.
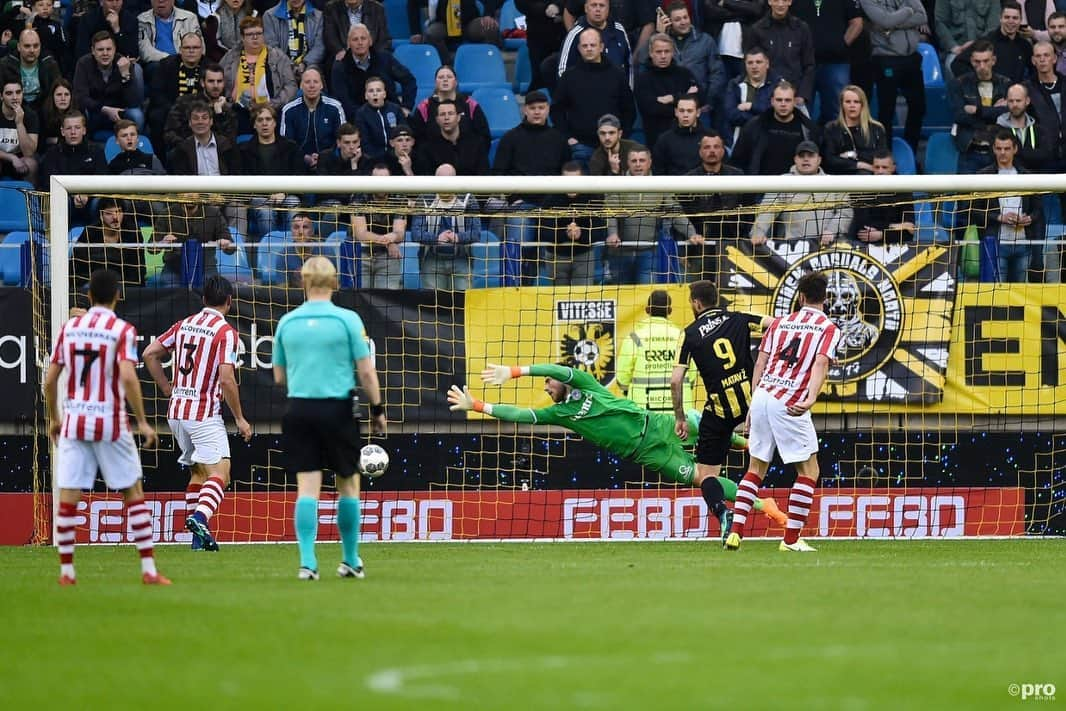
[{"xmin": 15, "ymin": 172, "xmax": 1065, "ymax": 545}]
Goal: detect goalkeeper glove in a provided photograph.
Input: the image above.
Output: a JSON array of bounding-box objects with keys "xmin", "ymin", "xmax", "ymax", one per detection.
[
  {"xmin": 482, "ymin": 363, "xmax": 523, "ymax": 385},
  {"xmin": 447, "ymin": 384, "xmax": 485, "ymax": 412}
]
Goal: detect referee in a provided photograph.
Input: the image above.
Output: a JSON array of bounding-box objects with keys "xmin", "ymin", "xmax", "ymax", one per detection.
[
  {"xmin": 670, "ymin": 280, "xmax": 771, "ymax": 519},
  {"xmin": 273, "ymin": 257, "xmax": 386, "ymax": 581}
]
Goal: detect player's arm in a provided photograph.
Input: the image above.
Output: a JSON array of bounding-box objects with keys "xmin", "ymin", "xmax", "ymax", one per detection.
[
  {"xmin": 787, "ymin": 354, "xmax": 830, "ymax": 416},
  {"xmin": 44, "ymin": 362, "xmax": 63, "ymax": 444},
  {"xmin": 482, "ymin": 363, "xmax": 607, "ymax": 393},
  {"xmin": 356, "ymin": 354, "xmax": 386, "ymax": 435},
  {"xmin": 218, "ymin": 363, "xmax": 252, "ymax": 442},
  {"xmin": 446, "ymin": 384, "xmax": 539, "ymax": 424},
  {"xmin": 142, "ymin": 338, "xmax": 173, "ymax": 397},
  {"xmin": 118, "ymin": 360, "xmax": 158, "ymax": 448},
  {"xmin": 750, "ymin": 349, "xmax": 769, "ymax": 390}
]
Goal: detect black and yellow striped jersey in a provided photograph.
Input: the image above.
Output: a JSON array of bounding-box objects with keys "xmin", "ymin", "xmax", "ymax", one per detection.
[{"xmin": 675, "ymin": 308, "xmax": 765, "ymax": 421}]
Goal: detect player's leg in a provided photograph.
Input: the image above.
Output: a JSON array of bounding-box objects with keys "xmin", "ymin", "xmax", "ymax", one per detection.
[
  {"xmin": 725, "ymin": 391, "xmax": 777, "ymax": 550},
  {"xmin": 185, "ymin": 417, "xmax": 232, "ymax": 552},
  {"xmin": 327, "ymin": 402, "xmax": 365, "ymax": 579},
  {"xmin": 55, "ymin": 438, "xmax": 96, "ymax": 584},
  {"xmin": 776, "ymin": 415, "xmax": 822, "ymax": 552},
  {"xmin": 171, "ymin": 419, "xmax": 206, "ymax": 550}
]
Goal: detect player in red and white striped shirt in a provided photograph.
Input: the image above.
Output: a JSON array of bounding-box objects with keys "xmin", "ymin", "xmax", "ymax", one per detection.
[
  {"xmin": 725, "ymin": 271, "xmax": 841, "ymax": 553},
  {"xmin": 143, "ymin": 275, "xmax": 252, "ymax": 552},
  {"xmin": 44, "ymin": 269, "xmax": 169, "ymax": 585}
]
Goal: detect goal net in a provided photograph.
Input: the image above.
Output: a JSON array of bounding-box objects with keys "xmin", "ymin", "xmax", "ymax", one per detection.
[{"xmin": 13, "ymin": 173, "xmax": 1065, "ymax": 544}]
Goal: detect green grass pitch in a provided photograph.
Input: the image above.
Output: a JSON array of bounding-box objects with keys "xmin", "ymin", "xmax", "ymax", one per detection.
[{"xmin": 1, "ymin": 541, "xmax": 1063, "ymax": 710}]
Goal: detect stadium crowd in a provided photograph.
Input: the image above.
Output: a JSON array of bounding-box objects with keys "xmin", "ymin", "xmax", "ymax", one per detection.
[{"xmin": 1, "ymin": 0, "xmax": 1065, "ymax": 286}]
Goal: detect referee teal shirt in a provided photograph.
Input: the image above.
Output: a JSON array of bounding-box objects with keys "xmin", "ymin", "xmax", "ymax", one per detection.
[{"xmin": 273, "ymin": 301, "xmax": 370, "ymax": 399}]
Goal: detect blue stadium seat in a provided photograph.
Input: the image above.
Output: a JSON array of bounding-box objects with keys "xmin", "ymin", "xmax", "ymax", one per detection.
[
  {"xmin": 891, "ymin": 136, "xmax": 916, "ymax": 175},
  {"xmin": 256, "ymin": 230, "xmax": 289, "ymax": 285},
  {"xmin": 498, "ymin": 0, "xmax": 526, "ymax": 50},
  {"xmin": 104, "ymin": 134, "xmax": 154, "ymax": 162},
  {"xmin": 394, "ymin": 44, "xmax": 442, "ymax": 95},
  {"xmin": 923, "ymin": 132, "xmax": 958, "ymax": 175},
  {"xmin": 488, "ymin": 137, "xmax": 500, "ymax": 168},
  {"xmin": 454, "ymin": 44, "xmax": 509, "ymax": 93},
  {"xmin": 1, "ymin": 231, "xmax": 30, "ymax": 285},
  {"xmin": 217, "ymin": 227, "xmax": 255, "ymax": 283},
  {"xmin": 918, "ymin": 42, "xmax": 943, "ymax": 88},
  {"xmin": 400, "ymin": 241, "xmax": 421, "ymax": 289},
  {"xmin": 471, "ymin": 241, "xmax": 503, "ymax": 288},
  {"xmin": 513, "ymin": 42, "xmax": 532, "ymax": 94},
  {"xmin": 0, "ymin": 185, "xmax": 30, "ymax": 232},
  {"xmin": 473, "ymin": 87, "xmax": 522, "ymax": 138}
]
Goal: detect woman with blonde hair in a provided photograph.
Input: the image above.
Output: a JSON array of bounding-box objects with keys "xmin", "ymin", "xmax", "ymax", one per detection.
[
  {"xmin": 820, "ymin": 85, "xmax": 889, "ymax": 175},
  {"xmin": 273, "ymin": 256, "xmax": 386, "ymax": 581}
]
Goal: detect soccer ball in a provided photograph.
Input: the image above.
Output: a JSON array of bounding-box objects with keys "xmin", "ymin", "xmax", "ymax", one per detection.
[{"xmin": 359, "ymin": 444, "xmax": 389, "ymax": 478}]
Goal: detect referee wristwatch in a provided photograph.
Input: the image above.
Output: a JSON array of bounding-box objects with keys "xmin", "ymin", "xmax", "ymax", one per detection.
[{"xmin": 369, "ymin": 402, "xmax": 385, "ymax": 417}]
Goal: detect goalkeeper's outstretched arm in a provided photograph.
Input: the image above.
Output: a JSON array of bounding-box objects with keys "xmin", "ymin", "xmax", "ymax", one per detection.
[
  {"xmin": 482, "ymin": 362, "xmax": 605, "ymax": 392},
  {"xmin": 447, "ymin": 384, "xmax": 537, "ymax": 424}
]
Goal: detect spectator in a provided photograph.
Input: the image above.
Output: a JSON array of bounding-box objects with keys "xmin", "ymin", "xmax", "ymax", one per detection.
[
  {"xmin": 654, "ymin": 2, "xmax": 725, "ymax": 127},
  {"xmin": 588, "ymin": 112, "xmax": 641, "ymax": 175},
  {"xmin": 148, "ymin": 31, "xmax": 205, "ymax": 151},
  {"xmin": 934, "ymin": 0, "xmax": 999, "ymax": 79},
  {"xmin": 616, "ymin": 290, "xmax": 693, "ymax": 411},
  {"xmin": 280, "ymin": 66, "xmax": 346, "ymax": 171},
  {"xmin": 949, "ymin": 39, "xmax": 1011, "ymax": 174},
  {"xmin": 330, "ymin": 23, "xmax": 416, "ymax": 118},
  {"xmin": 354, "ymin": 75, "xmax": 407, "ymax": 161},
  {"xmin": 750, "ymin": 140, "xmax": 852, "ymax": 246},
  {"xmin": 108, "ymin": 119, "xmax": 166, "ymax": 174},
  {"xmin": 975, "ymin": 130, "xmax": 1043, "ymax": 283},
  {"xmin": 552, "ymin": 27, "xmax": 635, "ymax": 164},
  {"xmin": 39, "ymin": 77, "xmax": 76, "ymax": 149},
  {"xmin": 722, "ymin": 45, "xmax": 779, "ymax": 146},
  {"xmin": 1021, "ymin": 1, "xmax": 1056, "ymax": 43},
  {"xmin": 538, "ymin": 161, "xmax": 607, "ymax": 285},
  {"xmin": 425, "ymin": 0, "xmax": 500, "ymax": 64},
  {"xmin": 164, "ymin": 63, "xmax": 237, "ymax": 151},
  {"xmin": 996, "ymin": 82, "xmax": 1056, "ymax": 172},
  {"xmin": 746, "ymin": 0, "xmax": 816, "ymax": 109},
  {"xmin": 702, "ymin": 0, "xmax": 767, "ymax": 79},
  {"xmin": 263, "ymin": 0, "xmax": 325, "ymax": 78},
  {"xmin": 847, "ymin": 148, "xmax": 915, "ymax": 244},
  {"xmin": 0, "ymin": 29, "xmax": 59, "ymax": 115},
  {"xmin": 167, "ymin": 100, "xmax": 242, "ymax": 177},
  {"xmin": 1050, "ymin": 12, "xmax": 1066, "ymax": 74},
  {"xmin": 382, "ymin": 123, "xmax": 417, "ymax": 176},
  {"xmin": 680, "ymin": 131, "xmax": 747, "ymax": 284},
  {"xmin": 221, "ymin": 15, "xmax": 298, "ymax": 129},
  {"xmin": 240, "ymin": 104, "xmax": 304, "ymax": 233},
  {"xmin": 730, "ymin": 79, "xmax": 818, "ymax": 175},
  {"xmin": 0, "ymin": 79, "xmax": 37, "ymax": 183},
  {"xmin": 323, "ymin": 0, "xmax": 391, "ymax": 77},
  {"xmin": 515, "ymin": 0, "xmax": 567, "ymax": 90},
  {"xmin": 415, "ymin": 97, "xmax": 489, "ymax": 174},
  {"xmin": 860, "ymin": 0, "xmax": 926, "ymax": 151},
  {"xmin": 820, "ymin": 84, "xmax": 887, "ymax": 174},
  {"xmin": 20, "ymin": 0, "xmax": 71, "ymax": 76},
  {"xmin": 38, "ymin": 112, "xmax": 107, "ymax": 223},
  {"xmin": 73, "ymin": 31, "xmax": 146, "ymax": 135},
  {"xmin": 71, "ymin": 197, "xmax": 145, "ymax": 292},
  {"xmin": 272, "ymin": 212, "xmax": 328, "ymax": 285},
  {"xmin": 76, "ymin": 0, "xmax": 139, "ymax": 61},
  {"xmin": 635, "ymin": 32, "xmax": 700, "ymax": 147},
  {"xmin": 604, "ymin": 146, "xmax": 698, "ymax": 284},
  {"xmin": 316, "ymin": 122, "xmax": 374, "ymax": 184},
  {"xmin": 411, "ymin": 163, "xmax": 482, "ymax": 290},
  {"xmin": 151, "ymin": 193, "xmax": 232, "ymax": 285},
  {"xmin": 1026, "ymin": 41, "xmax": 1066, "ymax": 172},
  {"xmin": 407, "ymin": 65, "xmax": 489, "ymax": 144},
  {"xmin": 204, "ymin": 0, "xmax": 255, "ymax": 62},
  {"xmin": 557, "ymin": 0, "xmax": 633, "ymax": 82},
  {"xmin": 351, "ymin": 164, "xmax": 407, "ymax": 288},
  {"xmin": 652, "ymin": 94, "xmax": 708, "ymax": 175},
  {"xmin": 953, "ymin": 1, "xmax": 1034, "ymax": 83},
  {"xmin": 564, "ymin": 0, "xmax": 653, "ymax": 57},
  {"xmin": 790, "ymin": 0, "xmax": 865, "ymax": 123},
  {"xmin": 137, "ymin": 0, "xmax": 201, "ymax": 71}
]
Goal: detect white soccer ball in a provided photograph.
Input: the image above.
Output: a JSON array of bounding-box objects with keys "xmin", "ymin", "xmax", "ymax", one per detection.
[{"xmin": 359, "ymin": 444, "xmax": 389, "ymax": 478}]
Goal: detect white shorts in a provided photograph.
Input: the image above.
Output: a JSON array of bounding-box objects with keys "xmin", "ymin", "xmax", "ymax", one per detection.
[
  {"xmin": 169, "ymin": 416, "xmax": 230, "ymax": 467},
  {"xmin": 56, "ymin": 432, "xmax": 143, "ymax": 491},
  {"xmin": 747, "ymin": 389, "xmax": 819, "ymax": 465}
]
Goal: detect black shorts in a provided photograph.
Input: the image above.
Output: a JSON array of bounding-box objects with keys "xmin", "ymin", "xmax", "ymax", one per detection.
[
  {"xmin": 282, "ymin": 398, "xmax": 361, "ymax": 477},
  {"xmin": 696, "ymin": 411, "xmax": 743, "ymax": 466}
]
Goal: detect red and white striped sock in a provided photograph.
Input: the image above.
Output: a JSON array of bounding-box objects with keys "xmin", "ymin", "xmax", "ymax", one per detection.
[
  {"xmin": 729, "ymin": 472, "xmax": 763, "ymax": 537},
  {"xmin": 126, "ymin": 499, "xmax": 157, "ymax": 576},
  {"xmin": 784, "ymin": 476, "xmax": 817, "ymax": 545},
  {"xmin": 185, "ymin": 482, "xmax": 202, "ymax": 514},
  {"xmin": 195, "ymin": 476, "xmax": 226, "ymax": 522},
  {"xmin": 57, "ymin": 501, "xmax": 78, "ymax": 579}
]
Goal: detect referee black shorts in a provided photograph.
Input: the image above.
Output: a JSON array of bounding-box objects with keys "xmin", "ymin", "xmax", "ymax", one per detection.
[
  {"xmin": 696, "ymin": 411, "xmax": 744, "ymax": 467},
  {"xmin": 282, "ymin": 398, "xmax": 361, "ymax": 477}
]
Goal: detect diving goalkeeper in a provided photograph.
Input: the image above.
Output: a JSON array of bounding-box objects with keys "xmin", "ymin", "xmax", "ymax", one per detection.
[{"xmin": 447, "ymin": 363, "xmax": 786, "ymax": 541}]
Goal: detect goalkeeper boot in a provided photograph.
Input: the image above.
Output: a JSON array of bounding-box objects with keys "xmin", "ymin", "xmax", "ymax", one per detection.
[
  {"xmin": 297, "ymin": 567, "xmax": 319, "ymax": 581},
  {"xmin": 337, "ymin": 558, "xmax": 365, "ymax": 579},
  {"xmin": 760, "ymin": 497, "xmax": 788, "ymax": 527},
  {"xmin": 724, "ymin": 532, "xmax": 741, "ymax": 551},
  {"xmin": 142, "ymin": 571, "xmax": 173, "ymax": 585},
  {"xmin": 779, "ymin": 539, "xmax": 817, "ymax": 553},
  {"xmin": 186, "ymin": 513, "xmax": 219, "ymax": 552}
]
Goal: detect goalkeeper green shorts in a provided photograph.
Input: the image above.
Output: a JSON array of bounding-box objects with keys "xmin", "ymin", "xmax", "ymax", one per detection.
[{"xmin": 630, "ymin": 412, "xmax": 697, "ymax": 485}]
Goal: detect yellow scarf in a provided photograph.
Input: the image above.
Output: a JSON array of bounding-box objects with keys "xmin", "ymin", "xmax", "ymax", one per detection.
[
  {"xmin": 234, "ymin": 48, "xmax": 269, "ymax": 104},
  {"xmin": 446, "ymin": 0, "xmax": 461, "ymax": 37}
]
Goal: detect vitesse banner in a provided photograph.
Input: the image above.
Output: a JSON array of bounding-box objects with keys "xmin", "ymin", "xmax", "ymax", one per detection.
[
  {"xmin": 723, "ymin": 240, "xmax": 958, "ymax": 405},
  {"xmin": 464, "ymin": 286, "xmax": 695, "ymax": 410}
]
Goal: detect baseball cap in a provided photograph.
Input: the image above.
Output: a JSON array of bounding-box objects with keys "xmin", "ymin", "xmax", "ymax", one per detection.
[
  {"xmin": 389, "ymin": 124, "xmax": 414, "ymax": 139},
  {"xmin": 794, "ymin": 140, "xmax": 820, "ymax": 155},
  {"xmin": 524, "ymin": 90, "xmax": 549, "ymax": 105},
  {"xmin": 597, "ymin": 114, "xmax": 622, "ymax": 129}
]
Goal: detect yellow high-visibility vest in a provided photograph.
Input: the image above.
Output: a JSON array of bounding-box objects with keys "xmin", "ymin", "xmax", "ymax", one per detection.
[{"xmin": 615, "ymin": 316, "xmax": 695, "ymax": 412}]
